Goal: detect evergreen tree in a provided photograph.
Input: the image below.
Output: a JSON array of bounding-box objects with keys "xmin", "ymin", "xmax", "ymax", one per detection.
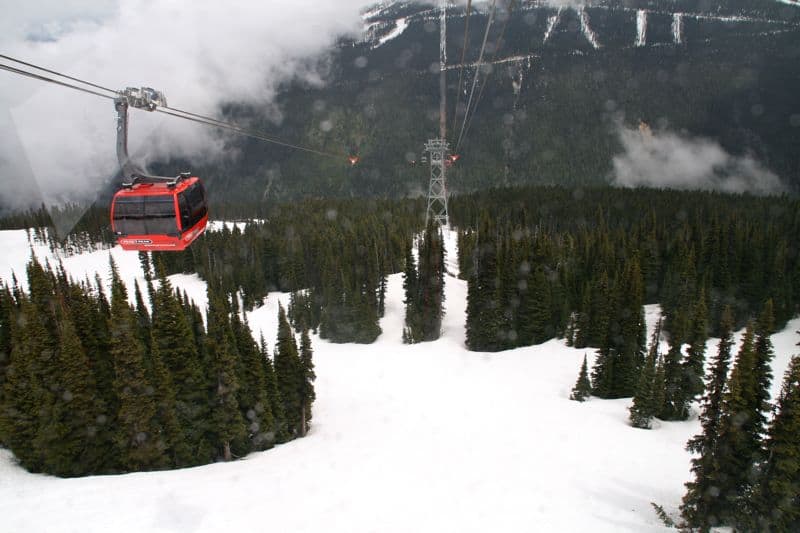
[
  {"xmin": 1, "ymin": 296, "xmax": 45, "ymax": 470},
  {"xmin": 402, "ymin": 238, "xmax": 421, "ymax": 343},
  {"xmin": 108, "ymin": 259, "xmax": 167, "ymax": 471},
  {"xmin": 574, "ymin": 286, "xmax": 591, "ymax": 349},
  {"xmin": 629, "ymin": 318, "xmax": 663, "ymax": 429},
  {"xmin": 299, "ymin": 325, "xmax": 316, "ymax": 437},
  {"xmin": 152, "ymin": 264, "xmax": 211, "ymax": 466},
  {"xmin": 416, "ymin": 222, "xmax": 445, "ymax": 342},
  {"xmin": 24, "ymin": 257, "xmax": 62, "ymax": 469},
  {"xmin": 404, "ymin": 223, "xmax": 446, "ymax": 343},
  {"xmin": 712, "ymin": 322, "xmax": 760, "ymax": 527},
  {"xmin": 232, "ymin": 310, "xmax": 274, "ymax": 451},
  {"xmin": 133, "ymin": 281, "xmax": 152, "ymax": 357},
  {"xmin": 0, "ymin": 286, "xmax": 12, "ymax": 433},
  {"xmin": 260, "ymin": 335, "xmax": 288, "ymax": 444},
  {"xmin": 274, "ymin": 304, "xmax": 303, "ymax": 438},
  {"xmin": 751, "ymin": 355, "xmax": 800, "ymax": 531},
  {"xmin": 752, "ymin": 299, "xmax": 776, "ymax": 443},
  {"xmin": 569, "ymin": 355, "xmax": 592, "ymax": 402},
  {"xmin": 652, "ymin": 352, "xmax": 667, "ymax": 420},
  {"xmin": 660, "ymin": 335, "xmax": 689, "ymax": 421},
  {"xmin": 205, "ymin": 286, "xmax": 246, "ymax": 461},
  {"xmin": 518, "ymin": 266, "xmax": 551, "ymax": 345},
  {"xmin": 681, "ymin": 294, "xmax": 708, "ymax": 403},
  {"xmin": 682, "ymin": 307, "xmax": 734, "ymax": 530},
  {"xmin": 146, "ymin": 332, "xmax": 186, "ymax": 468},
  {"xmin": 465, "ymin": 215, "xmax": 503, "ymax": 351},
  {"xmin": 37, "ymin": 308, "xmax": 107, "ymax": 476},
  {"xmin": 615, "ymin": 256, "xmax": 646, "ymax": 398}
]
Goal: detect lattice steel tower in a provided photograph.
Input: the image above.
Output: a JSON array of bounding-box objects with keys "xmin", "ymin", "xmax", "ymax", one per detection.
[{"xmin": 426, "ymin": 0, "xmax": 449, "ymax": 228}]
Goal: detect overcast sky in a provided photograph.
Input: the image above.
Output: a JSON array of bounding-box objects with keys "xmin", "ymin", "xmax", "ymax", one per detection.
[{"xmin": 0, "ymin": 0, "xmax": 373, "ymax": 208}]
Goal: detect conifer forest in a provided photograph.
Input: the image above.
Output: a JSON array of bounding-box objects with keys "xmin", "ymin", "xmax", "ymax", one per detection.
[{"xmin": 1, "ymin": 186, "xmax": 799, "ymax": 530}]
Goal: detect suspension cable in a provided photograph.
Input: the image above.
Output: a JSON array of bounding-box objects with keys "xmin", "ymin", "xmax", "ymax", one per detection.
[
  {"xmin": 156, "ymin": 108, "xmax": 341, "ymax": 159},
  {"xmin": 459, "ymin": 0, "xmax": 517, "ymax": 149},
  {"xmin": 0, "ymin": 53, "xmax": 118, "ymax": 96},
  {"xmin": 0, "ymin": 54, "xmax": 350, "ymax": 161},
  {"xmin": 455, "ymin": 0, "xmax": 497, "ymax": 151},
  {"xmin": 0, "ymin": 63, "xmax": 116, "ymax": 101},
  {"xmin": 451, "ymin": 0, "xmax": 473, "ymax": 136}
]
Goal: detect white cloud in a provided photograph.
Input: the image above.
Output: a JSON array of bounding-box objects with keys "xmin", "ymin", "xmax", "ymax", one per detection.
[
  {"xmin": 611, "ymin": 123, "xmax": 785, "ymax": 195},
  {"xmin": 0, "ymin": 0, "xmax": 371, "ymax": 208}
]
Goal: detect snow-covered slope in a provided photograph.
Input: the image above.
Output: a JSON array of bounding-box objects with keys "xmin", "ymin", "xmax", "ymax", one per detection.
[{"xmin": 0, "ymin": 227, "xmax": 798, "ymax": 532}]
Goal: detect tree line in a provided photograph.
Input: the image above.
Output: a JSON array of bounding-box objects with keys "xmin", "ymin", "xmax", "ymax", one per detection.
[
  {"xmin": 0, "ymin": 253, "xmax": 315, "ymax": 477},
  {"xmin": 453, "ymin": 187, "xmax": 799, "ymax": 400},
  {"xmin": 155, "ymin": 198, "xmax": 425, "ymax": 344}
]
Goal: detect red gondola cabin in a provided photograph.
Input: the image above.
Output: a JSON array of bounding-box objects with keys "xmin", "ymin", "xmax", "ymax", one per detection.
[{"xmin": 111, "ymin": 176, "xmax": 208, "ymax": 251}]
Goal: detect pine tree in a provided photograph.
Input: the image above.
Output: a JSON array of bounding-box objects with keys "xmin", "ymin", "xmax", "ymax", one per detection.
[
  {"xmin": 274, "ymin": 304, "xmax": 303, "ymax": 438},
  {"xmin": 518, "ymin": 266, "xmax": 551, "ymax": 345},
  {"xmin": 299, "ymin": 326, "xmax": 316, "ymax": 437},
  {"xmin": 712, "ymin": 322, "xmax": 761, "ymax": 527},
  {"xmin": 1, "ymin": 295, "xmax": 45, "ymax": 470},
  {"xmin": 564, "ymin": 311, "xmax": 578, "ymax": 347},
  {"xmin": 681, "ymin": 294, "xmax": 708, "ymax": 403},
  {"xmin": 146, "ymin": 333, "xmax": 186, "ymax": 468},
  {"xmin": 0, "ymin": 286, "xmax": 12, "ymax": 435},
  {"xmin": 260, "ymin": 335, "xmax": 287, "ymax": 444},
  {"xmin": 652, "ymin": 352, "xmax": 666, "ymax": 418},
  {"xmin": 629, "ymin": 318, "xmax": 663, "ymax": 429},
  {"xmin": 682, "ymin": 306, "xmax": 734, "ymax": 529},
  {"xmin": 615, "ymin": 256, "xmax": 646, "ymax": 398},
  {"xmin": 574, "ymin": 286, "xmax": 591, "ymax": 349},
  {"xmin": 38, "ymin": 308, "xmax": 107, "ymax": 476},
  {"xmin": 232, "ymin": 311, "xmax": 274, "ymax": 451},
  {"xmin": 133, "ymin": 281, "xmax": 152, "ymax": 357},
  {"xmin": 402, "ymin": 238, "xmax": 421, "ymax": 343},
  {"xmin": 108, "ymin": 259, "xmax": 167, "ymax": 471},
  {"xmin": 660, "ymin": 335, "xmax": 689, "ymax": 421},
  {"xmin": 205, "ymin": 286, "xmax": 246, "ymax": 461},
  {"xmin": 465, "ymin": 215, "xmax": 503, "ymax": 352},
  {"xmin": 23, "ymin": 257, "xmax": 62, "ymax": 469},
  {"xmin": 416, "ymin": 222, "xmax": 445, "ymax": 342},
  {"xmin": 152, "ymin": 264, "xmax": 210, "ymax": 466},
  {"xmin": 751, "ymin": 355, "xmax": 800, "ymax": 531},
  {"xmin": 752, "ymin": 299, "xmax": 776, "ymax": 443},
  {"xmin": 569, "ymin": 355, "xmax": 592, "ymax": 402}
]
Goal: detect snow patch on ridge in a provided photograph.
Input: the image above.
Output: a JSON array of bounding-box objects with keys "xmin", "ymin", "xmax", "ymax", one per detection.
[
  {"xmin": 543, "ymin": 7, "xmax": 563, "ymax": 43},
  {"xmin": 374, "ymin": 17, "xmax": 409, "ymax": 48},
  {"xmin": 578, "ymin": 7, "xmax": 601, "ymax": 49},
  {"xmin": 636, "ymin": 10, "xmax": 647, "ymax": 47},
  {"xmin": 672, "ymin": 13, "xmax": 684, "ymax": 44}
]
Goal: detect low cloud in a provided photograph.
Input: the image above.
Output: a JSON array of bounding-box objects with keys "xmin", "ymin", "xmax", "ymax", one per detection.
[
  {"xmin": 611, "ymin": 124, "xmax": 785, "ymax": 195},
  {"xmin": 0, "ymin": 0, "xmax": 370, "ymax": 209}
]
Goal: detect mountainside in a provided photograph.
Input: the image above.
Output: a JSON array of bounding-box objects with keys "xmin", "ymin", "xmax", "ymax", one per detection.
[
  {"xmin": 1, "ymin": 225, "xmax": 798, "ymax": 532},
  {"xmin": 175, "ymin": 0, "xmax": 800, "ymax": 204}
]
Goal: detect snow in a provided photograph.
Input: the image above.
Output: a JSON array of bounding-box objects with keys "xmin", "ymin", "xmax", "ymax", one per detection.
[
  {"xmin": 375, "ymin": 17, "xmax": 409, "ymax": 47},
  {"xmin": 636, "ymin": 10, "xmax": 647, "ymax": 47},
  {"xmin": 543, "ymin": 8, "xmax": 562, "ymax": 44},
  {"xmin": 578, "ymin": 7, "xmax": 601, "ymax": 50},
  {"xmin": 361, "ymin": 2, "xmax": 389, "ymax": 21},
  {"xmin": 672, "ymin": 13, "xmax": 684, "ymax": 44},
  {"xmin": 1, "ymin": 225, "xmax": 798, "ymax": 532},
  {"xmin": 206, "ymin": 220, "xmax": 262, "ymax": 233}
]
